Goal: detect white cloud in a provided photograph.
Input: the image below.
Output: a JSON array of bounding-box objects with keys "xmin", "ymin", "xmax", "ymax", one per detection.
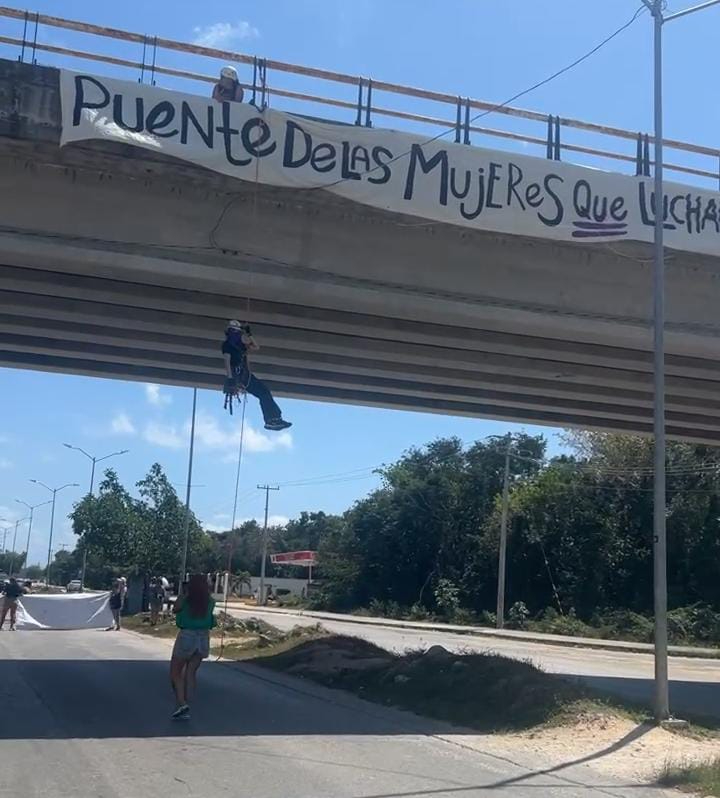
[
  {"xmin": 143, "ymin": 421, "xmax": 185, "ymax": 449},
  {"xmin": 145, "ymin": 384, "xmax": 171, "ymax": 407},
  {"xmin": 192, "ymin": 20, "xmax": 259, "ymax": 48},
  {"xmin": 111, "ymin": 412, "xmax": 136, "ymax": 436},
  {"xmin": 0, "ymin": 457, "xmax": 12, "ymax": 469},
  {"xmin": 195, "ymin": 412, "xmax": 292, "ymax": 453},
  {"xmin": 143, "ymin": 412, "xmax": 292, "ymax": 454},
  {"xmin": 203, "ymin": 522, "xmax": 228, "ymax": 533}
]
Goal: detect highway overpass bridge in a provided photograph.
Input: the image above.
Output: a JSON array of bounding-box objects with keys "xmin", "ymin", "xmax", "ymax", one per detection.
[{"xmin": 1, "ymin": 35, "xmax": 720, "ymax": 442}]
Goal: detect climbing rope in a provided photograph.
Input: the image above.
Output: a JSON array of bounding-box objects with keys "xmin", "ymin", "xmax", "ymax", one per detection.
[{"xmin": 216, "ymin": 391, "xmax": 247, "ymax": 661}]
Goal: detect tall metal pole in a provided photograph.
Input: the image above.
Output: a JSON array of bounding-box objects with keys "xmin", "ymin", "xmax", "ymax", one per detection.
[
  {"xmin": 257, "ymin": 484, "xmax": 279, "ymax": 606},
  {"xmin": 63, "ymin": 444, "xmax": 128, "ymax": 590},
  {"xmin": 23, "ymin": 507, "xmax": 34, "ymax": 576},
  {"xmin": 80, "ymin": 457, "xmax": 96, "ymax": 590},
  {"xmin": 46, "ymin": 488, "xmax": 57, "ymax": 586},
  {"xmin": 651, "ymin": 0, "xmax": 670, "ymax": 721},
  {"xmin": 9, "ymin": 517, "xmax": 27, "ymax": 576},
  {"xmin": 180, "ymin": 387, "xmax": 198, "ymax": 582},
  {"xmin": 496, "ymin": 443, "xmax": 511, "ymax": 629}
]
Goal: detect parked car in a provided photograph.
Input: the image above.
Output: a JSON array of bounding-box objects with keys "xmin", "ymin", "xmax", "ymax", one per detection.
[{"xmin": 66, "ymin": 579, "xmax": 82, "ymax": 593}]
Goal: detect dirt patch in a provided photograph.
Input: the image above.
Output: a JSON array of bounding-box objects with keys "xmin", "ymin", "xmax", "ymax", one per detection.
[
  {"xmin": 466, "ymin": 715, "xmax": 720, "ymax": 787},
  {"xmin": 257, "ymin": 635, "xmax": 720, "ymax": 787},
  {"xmin": 258, "ymin": 636, "xmax": 591, "ymax": 732}
]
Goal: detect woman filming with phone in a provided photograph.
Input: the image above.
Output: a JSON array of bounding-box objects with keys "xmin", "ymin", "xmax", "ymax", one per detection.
[{"xmin": 169, "ymin": 574, "xmax": 216, "ymax": 720}]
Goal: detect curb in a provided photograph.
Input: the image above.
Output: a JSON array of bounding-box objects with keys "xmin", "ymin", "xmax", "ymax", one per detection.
[{"xmin": 225, "ymin": 604, "xmax": 720, "ymax": 661}]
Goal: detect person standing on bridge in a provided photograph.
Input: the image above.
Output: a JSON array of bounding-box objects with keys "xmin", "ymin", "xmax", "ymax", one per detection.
[
  {"xmin": 212, "ymin": 66, "xmax": 244, "ymax": 104},
  {"xmin": 222, "ymin": 320, "xmax": 292, "ymax": 431}
]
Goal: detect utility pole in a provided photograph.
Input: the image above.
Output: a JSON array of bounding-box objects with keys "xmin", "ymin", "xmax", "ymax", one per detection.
[
  {"xmin": 639, "ymin": 0, "xmax": 720, "ymax": 721},
  {"xmin": 63, "ymin": 444, "xmax": 129, "ymax": 589},
  {"xmin": 30, "ymin": 480, "xmax": 78, "ymax": 587},
  {"xmin": 496, "ymin": 441, "xmax": 511, "ymax": 629},
  {"xmin": 257, "ymin": 484, "xmax": 279, "ymax": 606},
  {"xmin": 180, "ymin": 387, "xmax": 198, "ymax": 584},
  {"xmin": 16, "ymin": 499, "xmax": 52, "ymax": 577}
]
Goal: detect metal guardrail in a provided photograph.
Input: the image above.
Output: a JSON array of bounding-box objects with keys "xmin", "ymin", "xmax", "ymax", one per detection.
[{"xmin": 1, "ymin": 5, "xmax": 719, "ymax": 186}]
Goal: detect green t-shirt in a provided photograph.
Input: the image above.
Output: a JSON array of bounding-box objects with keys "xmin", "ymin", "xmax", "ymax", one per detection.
[{"xmin": 175, "ymin": 598, "xmax": 216, "ymax": 630}]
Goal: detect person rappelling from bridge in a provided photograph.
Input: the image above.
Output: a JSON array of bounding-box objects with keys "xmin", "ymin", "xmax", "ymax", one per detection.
[{"xmin": 222, "ymin": 320, "xmax": 292, "ymax": 430}]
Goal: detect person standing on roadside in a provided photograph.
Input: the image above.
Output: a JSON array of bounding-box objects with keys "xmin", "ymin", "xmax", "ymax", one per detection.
[
  {"xmin": 107, "ymin": 579, "xmax": 123, "ymax": 631},
  {"xmin": 0, "ymin": 577, "xmax": 25, "ymax": 631},
  {"xmin": 149, "ymin": 577, "xmax": 166, "ymax": 626},
  {"xmin": 169, "ymin": 574, "xmax": 216, "ymax": 721}
]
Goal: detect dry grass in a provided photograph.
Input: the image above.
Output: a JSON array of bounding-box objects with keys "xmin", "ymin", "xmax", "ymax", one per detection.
[{"xmin": 658, "ymin": 756, "xmax": 720, "ymax": 795}]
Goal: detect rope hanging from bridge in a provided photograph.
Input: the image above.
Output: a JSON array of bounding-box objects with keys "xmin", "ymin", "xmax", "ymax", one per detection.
[{"xmin": 216, "ymin": 390, "xmax": 248, "ymax": 661}]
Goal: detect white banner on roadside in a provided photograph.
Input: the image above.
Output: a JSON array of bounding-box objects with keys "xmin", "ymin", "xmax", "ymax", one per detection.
[
  {"xmin": 59, "ymin": 70, "xmax": 720, "ymax": 258},
  {"xmin": 15, "ymin": 592, "xmax": 112, "ymax": 630}
]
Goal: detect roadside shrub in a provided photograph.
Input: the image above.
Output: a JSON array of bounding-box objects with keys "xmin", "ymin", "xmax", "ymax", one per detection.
[
  {"xmin": 594, "ymin": 609, "xmax": 654, "ymax": 643},
  {"xmin": 451, "ymin": 607, "xmax": 478, "ymax": 626},
  {"xmin": 668, "ymin": 605, "xmax": 720, "ymax": 645},
  {"xmin": 507, "ymin": 601, "xmax": 530, "ymax": 629},
  {"xmin": 407, "ymin": 603, "xmax": 432, "ymax": 621},
  {"xmin": 532, "ymin": 607, "xmax": 595, "ymax": 638}
]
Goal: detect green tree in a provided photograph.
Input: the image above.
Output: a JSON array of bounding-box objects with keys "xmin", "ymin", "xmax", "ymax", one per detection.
[{"xmin": 0, "ymin": 551, "xmax": 26, "ymax": 575}]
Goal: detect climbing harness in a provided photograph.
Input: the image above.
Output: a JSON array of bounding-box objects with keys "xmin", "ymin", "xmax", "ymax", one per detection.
[{"xmin": 223, "ymin": 375, "xmax": 248, "ymax": 415}]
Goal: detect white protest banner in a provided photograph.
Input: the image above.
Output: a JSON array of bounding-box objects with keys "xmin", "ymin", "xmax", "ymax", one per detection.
[
  {"xmin": 15, "ymin": 591, "xmax": 112, "ymax": 630},
  {"xmin": 59, "ymin": 70, "xmax": 720, "ymax": 258}
]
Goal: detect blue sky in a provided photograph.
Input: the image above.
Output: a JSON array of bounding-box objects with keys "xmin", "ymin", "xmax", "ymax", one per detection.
[{"xmin": 1, "ymin": 0, "xmax": 718, "ymax": 564}]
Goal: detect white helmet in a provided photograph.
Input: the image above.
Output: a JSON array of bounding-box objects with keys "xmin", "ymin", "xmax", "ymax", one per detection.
[
  {"xmin": 220, "ymin": 65, "xmax": 238, "ymax": 81},
  {"xmin": 226, "ymin": 319, "xmax": 243, "ymax": 330}
]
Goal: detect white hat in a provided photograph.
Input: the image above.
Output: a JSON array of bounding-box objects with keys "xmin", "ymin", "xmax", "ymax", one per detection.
[{"xmin": 220, "ymin": 65, "xmax": 238, "ymax": 81}]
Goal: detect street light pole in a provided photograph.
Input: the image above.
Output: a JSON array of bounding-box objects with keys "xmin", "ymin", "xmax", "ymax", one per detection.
[
  {"xmin": 63, "ymin": 444, "xmax": 129, "ymax": 589},
  {"xmin": 9, "ymin": 517, "xmax": 28, "ymax": 576},
  {"xmin": 496, "ymin": 443, "xmax": 511, "ymax": 630},
  {"xmin": 639, "ymin": 0, "xmax": 720, "ymax": 721},
  {"xmin": 257, "ymin": 484, "xmax": 279, "ymax": 606},
  {"xmin": 0, "ymin": 524, "xmax": 10, "ymax": 553},
  {"xmin": 179, "ymin": 387, "xmax": 198, "ymax": 583},
  {"xmin": 16, "ymin": 499, "xmax": 52, "ymax": 577},
  {"xmin": 650, "ymin": 0, "xmax": 670, "ymax": 723},
  {"xmin": 30, "ymin": 480, "xmax": 78, "ymax": 587}
]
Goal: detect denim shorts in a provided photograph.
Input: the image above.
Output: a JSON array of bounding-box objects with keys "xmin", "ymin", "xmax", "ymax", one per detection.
[{"xmin": 172, "ymin": 628, "xmax": 210, "ymax": 660}]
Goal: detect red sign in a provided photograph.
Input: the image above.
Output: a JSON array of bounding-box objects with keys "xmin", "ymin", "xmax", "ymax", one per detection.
[{"xmin": 270, "ymin": 550, "xmax": 317, "ymax": 567}]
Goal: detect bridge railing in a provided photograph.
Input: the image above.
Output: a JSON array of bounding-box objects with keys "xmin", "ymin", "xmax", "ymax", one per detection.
[{"xmin": 1, "ymin": 5, "xmax": 719, "ymax": 188}]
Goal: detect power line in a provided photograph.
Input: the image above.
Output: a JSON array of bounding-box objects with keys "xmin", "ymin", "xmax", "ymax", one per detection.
[{"xmin": 307, "ymin": 5, "xmax": 648, "ymax": 193}]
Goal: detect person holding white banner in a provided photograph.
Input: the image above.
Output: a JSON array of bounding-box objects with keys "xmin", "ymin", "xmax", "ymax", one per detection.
[{"xmin": 0, "ymin": 577, "xmax": 26, "ymax": 631}]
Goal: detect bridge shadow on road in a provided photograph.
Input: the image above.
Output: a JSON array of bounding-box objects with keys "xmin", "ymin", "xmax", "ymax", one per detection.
[
  {"xmin": 1, "ymin": 657, "xmax": 457, "ymax": 740},
  {"xmin": 3, "ymin": 656, "xmax": 718, "ymax": 743},
  {"xmin": 568, "ymin": 673, "xmax": 720, "ymax": 723}
]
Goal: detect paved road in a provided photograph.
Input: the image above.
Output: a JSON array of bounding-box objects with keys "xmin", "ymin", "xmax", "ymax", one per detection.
[
  {"xmin": 1, "ymin": 630, "xmax": 665, "ymax": 798},
  {"xmin": 227, "ymin": 605, "xmax": 720, "ymax": 720}
]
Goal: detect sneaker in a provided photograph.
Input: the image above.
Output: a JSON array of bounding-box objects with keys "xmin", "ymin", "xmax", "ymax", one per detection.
[
  {"xmin": 264, "ymin": 418, "xmax": 292, "ymax": 431},
  {"xmin": 171, "ymin": 704, "xmax": 190, "ymax": 720}
]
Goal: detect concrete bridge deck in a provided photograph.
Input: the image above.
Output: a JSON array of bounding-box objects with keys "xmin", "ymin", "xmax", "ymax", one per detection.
[{"xmin": 2, "ymin": 58, "xmax": 720, "ymax": 442}]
